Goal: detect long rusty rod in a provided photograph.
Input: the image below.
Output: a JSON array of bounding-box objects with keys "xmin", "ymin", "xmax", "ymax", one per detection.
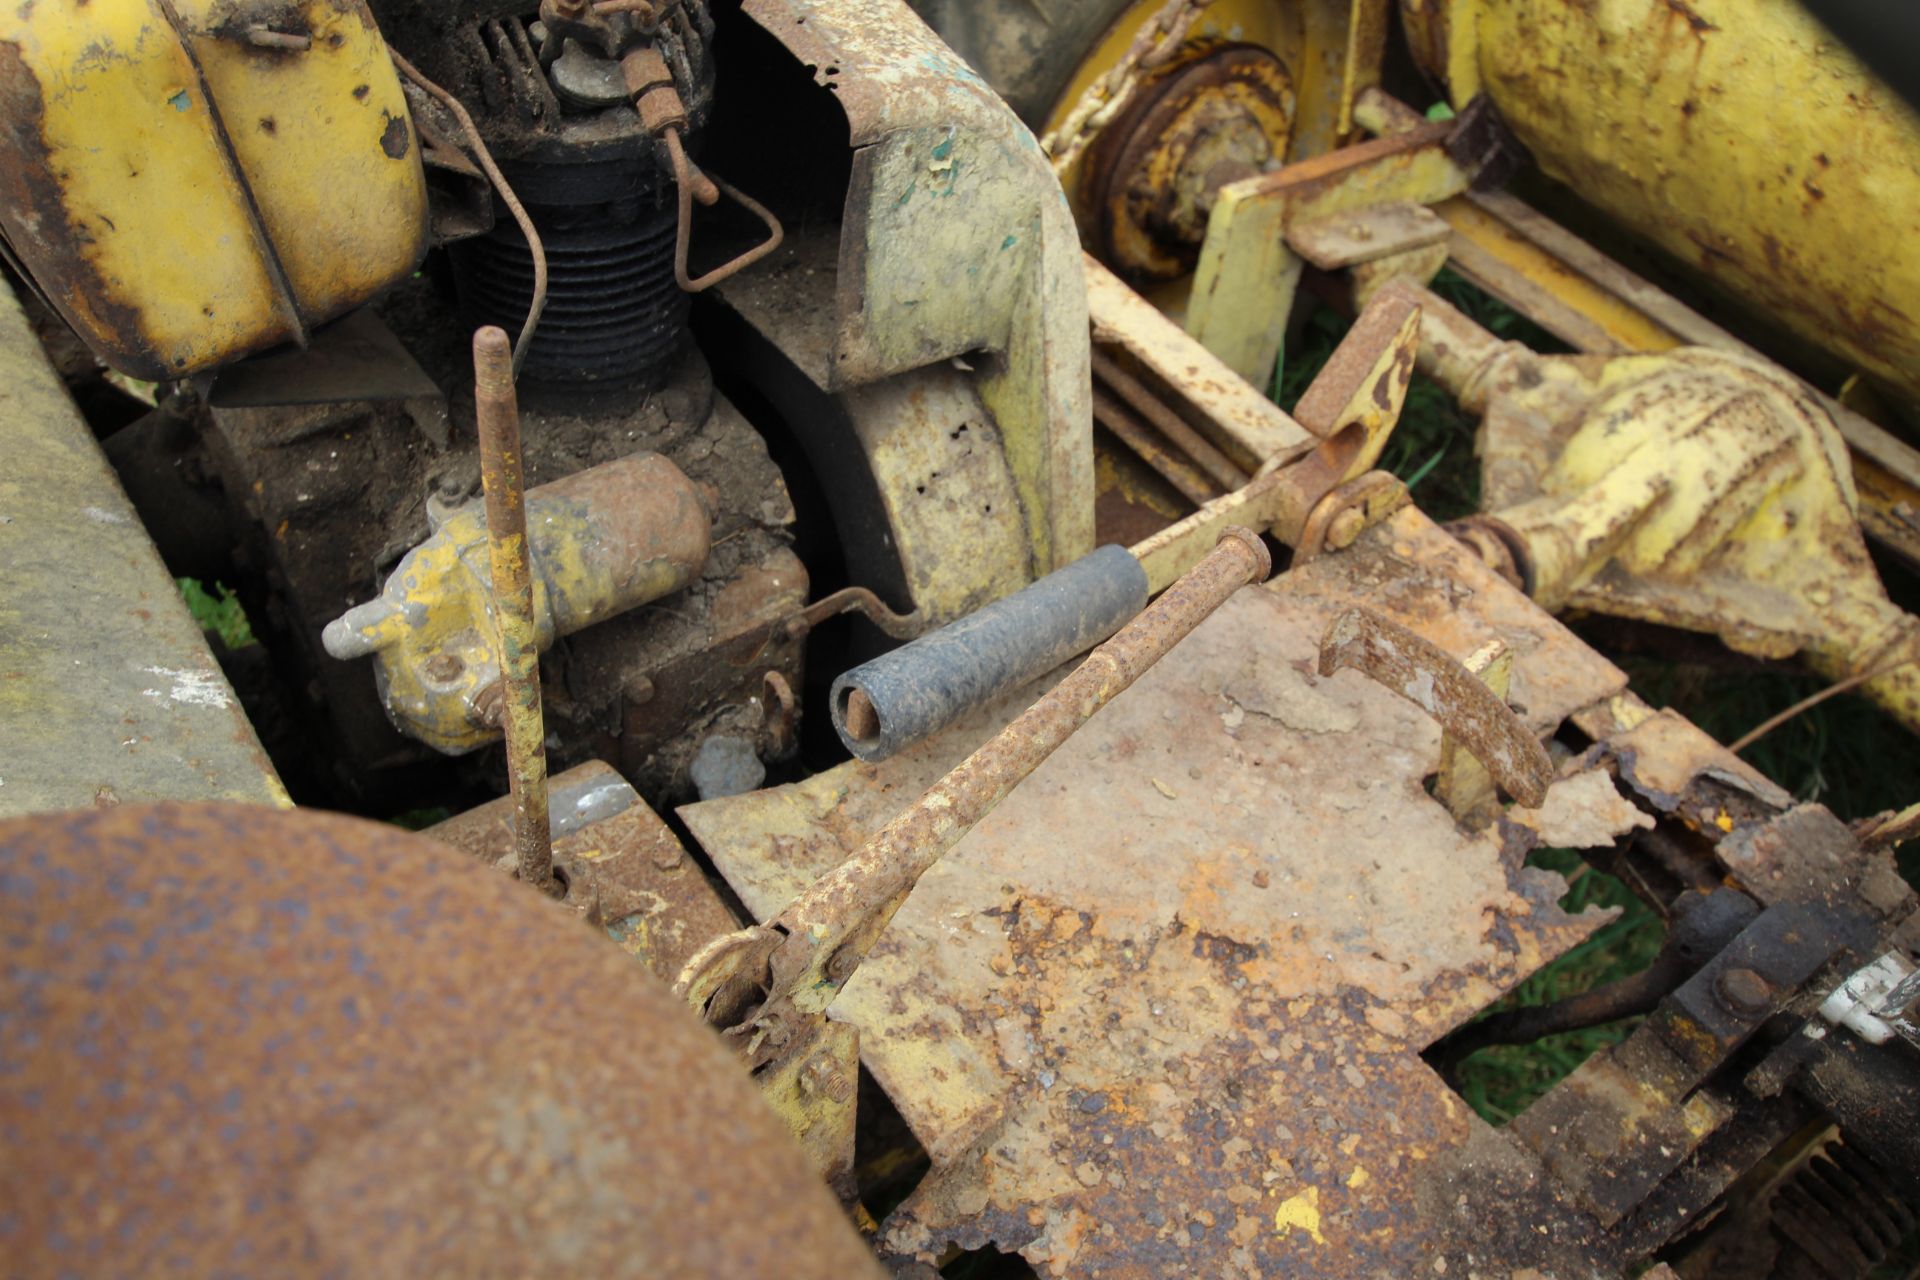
[
  {"xmin": 474, "ymin": 326, "xmax": 554, "ymax": 894},
  {"xmin": 683, "ymin": 528, "xmax": 1272, "ymax": 1041}
]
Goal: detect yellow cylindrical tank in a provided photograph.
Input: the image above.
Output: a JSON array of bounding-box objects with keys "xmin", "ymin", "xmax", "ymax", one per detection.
[{"xmin": 1401, "ymin": 0, "xmax": 1920, "ymax": 406}]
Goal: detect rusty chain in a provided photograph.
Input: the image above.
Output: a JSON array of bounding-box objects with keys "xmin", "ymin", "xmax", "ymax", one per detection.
[{"xmin": 1038, "ymin": 0, "xmax": 1215, "ymax": 177}]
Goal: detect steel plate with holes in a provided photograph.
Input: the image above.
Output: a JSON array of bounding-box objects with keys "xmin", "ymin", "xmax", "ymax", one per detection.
[{"xmin": 683, "ymin": 508, "xmax": 1642, "ymax": 1277}]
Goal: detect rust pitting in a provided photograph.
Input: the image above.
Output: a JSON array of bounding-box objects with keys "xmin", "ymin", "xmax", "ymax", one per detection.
[
  {"xmin": 688, "ymin": 508, "xmax": 1628, "ymax": 1278},
  {"xmin": 0, "ymin": 803, "xmax": 883, "ymax": 1278}
]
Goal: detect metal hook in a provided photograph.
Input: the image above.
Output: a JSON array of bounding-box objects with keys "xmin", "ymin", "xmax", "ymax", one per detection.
[{"xmin": 665, "ymin": 127, "xmax": 785, "ymax": 293}]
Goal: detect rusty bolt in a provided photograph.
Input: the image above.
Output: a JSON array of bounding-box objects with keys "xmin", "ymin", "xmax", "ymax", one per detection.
[
  {"xmin": 825, "ymin": 943, "xmax": 860, "ymax": 984},
  {"xmin": 423, "ymin": 652, "xmax": 466, "ymax": 683},
  {"xmin": 1325, "ymin": 507, "xmax": 1368, "ymax": 552},
  {"xmin": 469, "ymin": 679, "xmax": 506, "ymax": 728},
  {"xmin": 624, "ymin": 674, "xmax": 656, "ymax": 706},
  {"xmin": 246, "ymin": 25, "xmax": 312, "ymax": 49},
  {"xmin": 801, "ymin": 1055, "xmax": 854, "ymax": 1104},
  {"xmin": 1715, "ymin": 967, "xmax": 1772, "ymax": 1017},
  {"xmin": 650, "ymin": 838, "xmax": 685, "ymax": 872}
]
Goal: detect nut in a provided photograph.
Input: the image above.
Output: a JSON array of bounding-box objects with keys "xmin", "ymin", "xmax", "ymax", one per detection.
[
  {"xmin": 1714, "ymin": 967, "xmax": 1772, "ymax": 1017},
  {"xmin": 469, "ymin": 679, "xmax": 506, "ymax": 728},
  {"xmin": 825, "ymin": 943, "xmax": 861, "ymax": 984}
]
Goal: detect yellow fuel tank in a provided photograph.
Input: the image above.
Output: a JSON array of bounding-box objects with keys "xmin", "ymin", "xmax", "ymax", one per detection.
[
  {"xmin": 0, "ymin": 0, "xmax": 427, "ymax": 380},
  {"xmin": 1401, "ymin": 0, "xmax": 1920, "ymax": 407}
]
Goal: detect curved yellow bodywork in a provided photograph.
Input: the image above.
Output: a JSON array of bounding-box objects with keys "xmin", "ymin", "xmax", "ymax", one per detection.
[
  {"xmin": 0, "ymin": 0, "xmax": 426, "ymax": 379},
  {"xmin": 1402, "ymin": 0, "xmax": 1920, "ymax": 406}
]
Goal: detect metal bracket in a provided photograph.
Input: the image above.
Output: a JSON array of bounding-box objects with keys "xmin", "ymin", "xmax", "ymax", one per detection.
[{"xmin": 1317, "ymin": 605, "xmax": 1553, "ymax": 809}]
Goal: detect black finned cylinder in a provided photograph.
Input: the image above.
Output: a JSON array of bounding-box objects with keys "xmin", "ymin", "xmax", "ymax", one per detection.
[
  {"xmin": 435, "ymin": 8, "xmax": 719, "ymax": 408},
  {"xmin": 450, "ymin": 147, "xmax": 687, "ymax": 405},
  {"xmin": 830, "ymin": 545, "xmax": 1151, "ymax": 762}
]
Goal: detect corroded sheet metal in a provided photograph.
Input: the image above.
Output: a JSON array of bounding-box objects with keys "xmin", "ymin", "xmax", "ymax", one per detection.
[
  {"xmin": 428, "ymin": 761, "xmax": 741, "ymax": 982},
  {"xmin": 0, "ymin": 285, "xmax": 285, "ymax": 816},
  {"xmin": 0, "ymin": 803, "xmax": 882, "ymax": 1279},
  {"xmin": 684, "ymin": 508, "xmax": 1635, "ymax": 1276}
]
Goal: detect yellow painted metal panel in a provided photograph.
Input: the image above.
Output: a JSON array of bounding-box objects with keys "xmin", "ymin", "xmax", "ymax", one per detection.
[
  {"xmin": 0, "ymin": 0, "xmax": 425, "ymax": 379},
  {"xmin": 0, "ymin": 0, "xmax": 294, "ymax": 379},
  {"xmin": 172, "ymin": 0, "xmax": 427, "ymax": 324},
  {"xmin": 1405, "ymin": 0, "xmax": 1920, "ymax": 406}
]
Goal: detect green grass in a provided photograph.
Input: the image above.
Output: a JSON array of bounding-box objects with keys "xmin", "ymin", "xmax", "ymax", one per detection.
[{"xmin": 177, "ymin": 578, "xmax": 256, "ymax": 650}]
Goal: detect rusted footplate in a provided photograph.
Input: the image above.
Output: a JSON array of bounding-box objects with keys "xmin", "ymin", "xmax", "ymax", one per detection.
[
  {"xmin": 683, "ymin": 507, "xmax": 1646, "ymax": 1278},
  {"xmin": 674, "ymin": 533, "xmax": 1270, "ymax": 1198},
  {"xmin": 428, "ymin": 760, "xmax": 740, "ymax": 981},
  {"xmin": 677, "ymin": 531, "xmax": 1271, "ymax": 1049},
  {"xmin": 1317, "ymin": 606, "xmax": 1553, "ymax": 808}
]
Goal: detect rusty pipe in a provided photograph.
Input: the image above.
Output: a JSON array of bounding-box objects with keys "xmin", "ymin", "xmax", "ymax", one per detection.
[{"xmin": 474, "ymin": 326, "xmax": 553, "ymax": 895}]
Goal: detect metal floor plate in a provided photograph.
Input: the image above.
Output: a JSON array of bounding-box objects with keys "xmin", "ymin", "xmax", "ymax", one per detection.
[{"xmin": 684, "ymin": 509, "xmax": 1644, "ymax": 1276}]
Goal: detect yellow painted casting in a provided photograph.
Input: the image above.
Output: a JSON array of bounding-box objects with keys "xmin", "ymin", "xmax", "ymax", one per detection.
[
  {"xmin": 1467, "ymin": 344, "xmax": 1920, "ymax": 735},
  {"xmin": 324, "ymin": 454, "xmax": 710, "ymax": 755}
]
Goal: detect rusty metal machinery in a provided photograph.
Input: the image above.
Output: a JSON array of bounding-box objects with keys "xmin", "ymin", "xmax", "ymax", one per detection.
[
  {"xmin": 0, "ymin": 0, "xmax": 1099, "ymax": 812},
  {"xmin": 5, "ymin": 0, "xmax": 1920, "ymax": 1277},
  {"xmin": 0, "ymin": 803, "xmax": 885, "ymax": 1279}
]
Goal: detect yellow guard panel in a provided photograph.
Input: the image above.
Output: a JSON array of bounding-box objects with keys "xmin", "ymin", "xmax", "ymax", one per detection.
[
  {"xmin": 173, "ymin": 0, "xmax": 427, "ymax": 325},
  {"xmin": 0, "ymin": 0, "xmax": 425, "ymax": 380}
]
